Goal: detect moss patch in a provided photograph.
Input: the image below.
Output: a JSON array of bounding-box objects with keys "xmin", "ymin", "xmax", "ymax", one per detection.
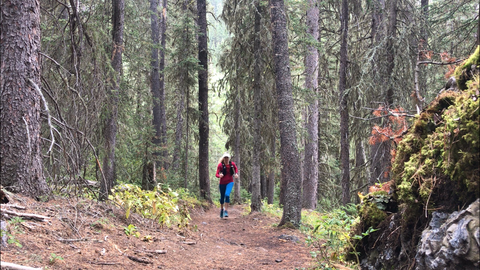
[{"xmin": 454, "ymin": 45, "xmax": 479, "ymax": 90}]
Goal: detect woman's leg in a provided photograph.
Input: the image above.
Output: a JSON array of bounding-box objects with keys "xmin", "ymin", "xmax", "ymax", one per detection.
[
  {"xmin": 224, "ymin": 182, "xmax": 234, "ymax": 211},
  {"xmin": 219, "ymin": 184, "xmax": 226, "ymax": 217}
]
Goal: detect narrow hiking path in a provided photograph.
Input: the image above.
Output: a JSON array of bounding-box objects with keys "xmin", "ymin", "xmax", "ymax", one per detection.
[
  {"xmin": 0, "ymin": 195, "xmax": 316, "ymax": 270},
  {"xmin": 159, "ymin": 204, "xmax": 314, "ymax": 269}
]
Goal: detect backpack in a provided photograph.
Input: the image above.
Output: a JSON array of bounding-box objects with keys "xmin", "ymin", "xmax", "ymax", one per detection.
[{"xmin": 222, "ymin": 161, "xmax": 235, "ymax": 176}]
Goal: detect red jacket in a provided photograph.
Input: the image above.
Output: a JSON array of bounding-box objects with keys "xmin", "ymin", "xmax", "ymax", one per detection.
[{"xmin": 216, "ymin": 161, "xmax": 238, "ymax": 185}]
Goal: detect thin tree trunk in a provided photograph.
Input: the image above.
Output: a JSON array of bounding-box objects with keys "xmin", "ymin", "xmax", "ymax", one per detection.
[
  {"xmin": 267, "ymin": 138, "xmax": 276, "ymax": 204},
  {"xmin": 267, "ymin": 170, "xmax": 275, "ymax": 204},
  {"xmin": 100, "ymin": 0, "xmax": 124, "ymax": 201},
  {"xmin": 339, "ymin": 0, "xmax": 350, "ymax": 205},
  {"xmin": 302, "ymin": 0, "xmax": 319, "ymax": 210},
  {"xmin": 172, "ymin": 95, "xmax": 184, "ymax": 171},
  {"xmin": 233, "ymin": 98, "xmax": 242, "ymax": 204},
  {"xmin": 197, "ymin": 0, "xmax": 211, "ymax": 201},
  {"xmin": 159, "ymin": 0, "xmax": 168, "ymax": 169},
  {"xmin": 385, "ymin": 0, "xmax": 397, "ymax": 107},
  {"xmin": 261, "ymin": 174, "xmax": 267, "ymax": 199},
  {"xmin": 270, "ymin": 0, "xmax": 302, "ymax": 227},
  {"xmin": 354, "ymin": 137, "xmax": 368, "ymax": 201},
  {"xmin": 251, "ymin": 0, "xmax": 263, "ymax": 212},
  {"xmin": 0, "ymin": 0, "xmax": 50, "ymax": 197},
  {"xmin": 185, "ymin": 89, "xmax": 190, "ymax": 189},
  {"xmin": 150, "ymin": 0, "xmax": 168, "ymax": 170}
]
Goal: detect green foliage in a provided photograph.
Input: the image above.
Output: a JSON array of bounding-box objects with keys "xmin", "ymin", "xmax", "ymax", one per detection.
[
  {"xmin": 346, "ymin": 226, "xmax": 379, "ymax": 265},
  {"xmin": 9, "ymin": 217, "xmax": 25, "ymax": 234},
  {"xmin": 110, "ymin": 184, "xmax": 196, "ymax": 228},
  {"xmin": 49, "ymin": 253, "xmax": 64, "ymax": 265},
  {"xmin": 303, "ymin": 206, "xmax": 359, "ymax": 266},
  {"xmin": 123, "ymin": 224, "xmax": 140, "ymax": 237},
  {"xmin": 0, "ymin": 229, "xmax": 22, "ymax": 248}
]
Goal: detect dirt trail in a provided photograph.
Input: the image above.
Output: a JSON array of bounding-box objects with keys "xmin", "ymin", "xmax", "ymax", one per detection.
[
  {"xmin": 162, "ymin": 204, "xmax": 314, "ymax": 269},
  {"xmin": 0, "ymin": 197, "xmax": 315, "ymax": 270}
]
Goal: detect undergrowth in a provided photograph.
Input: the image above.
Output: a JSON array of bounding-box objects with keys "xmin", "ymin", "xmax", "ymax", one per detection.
[
  {"xmin": 109, "ymin": 184, "xmax": 199, "ymax": 228},
  {"xmin": 259, "ymin": 200, "xmax": 361, "ymax": 269}
]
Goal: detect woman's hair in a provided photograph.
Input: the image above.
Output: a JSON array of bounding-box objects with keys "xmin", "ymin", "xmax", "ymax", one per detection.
[{"xmin": 218, "ymin": 153, "xmax": 230, "ymax": 164}]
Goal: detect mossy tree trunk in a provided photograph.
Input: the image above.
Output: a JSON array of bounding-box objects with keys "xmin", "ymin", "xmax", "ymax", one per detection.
[{"xmin": 270, "ymin": 0, "xmax": 302, "ymax": 227}]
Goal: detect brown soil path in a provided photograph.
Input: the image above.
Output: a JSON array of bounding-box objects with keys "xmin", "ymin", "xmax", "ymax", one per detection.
[
  {"xmin": 161, "ymin": 204, "xmax": 314, "ymax": 269},
  {"xmin": 0, "ymin": 196, "xmax": 315, "ymax": 270}
]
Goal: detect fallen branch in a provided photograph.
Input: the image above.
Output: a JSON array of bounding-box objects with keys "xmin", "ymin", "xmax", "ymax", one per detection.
[
  {"xmin": 0, "ymin": 261, "xmax": 43, "ymax": 270},
  {"xmin": 3, "ymin": 204, "xmax": 26, "ymax": 210},
  {"xmin": 127, "ymin": 255, "xmax": 152, "ymax": 264},
  {"xmin": 88, "ymin": 261, "xmax": 116, "ymax": 266},
  {"xmin": 0, "ymin": 208, "xmax": 49, "ymax": 222},
  {"xmin": 57, "ymin": 238, "xmax": 88, "ymax": 243},
  {"xmin": 135, "ymin": 249, "xmax": 167, "ymax": 254},
  {"xmin": 182, "ymin": 241, "xmax": 196, "ymax": 245}
]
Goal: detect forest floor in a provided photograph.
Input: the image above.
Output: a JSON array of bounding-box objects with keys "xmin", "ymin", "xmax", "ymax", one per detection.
[{"xmin": 0, "ymin": 194, "xmax": 320, "ymax": 269}]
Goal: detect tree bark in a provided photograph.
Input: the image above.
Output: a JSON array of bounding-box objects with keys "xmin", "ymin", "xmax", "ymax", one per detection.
[
  {"xmin": 0, "ymin": 0, "xmax": 50, "ymax": 198},
  {"xmin": 302, "ymin": 0, "xmax": 319, "ymax": 210},
  {"xmin": 251, "ymin": 0, "xmax": 263, "ymax": 212},
  {"xmin": 150, "ymin": 0, "xmax": 168, "ymax": 170},
  {"xmin": 172, "ymin": 95, "xmax": 184, "ymax": 171},
  {"xmin": 100, "ymin": 0, "xmax": 124, "ymax": 200},
  {"xmin": 266, "ymin": 141, "xmax": 276, "ymax": 204},
  {"xmin": 369, "ymin": 0, "xmax": 397, "ymax": 185},
  {"xmin": 270, "ymin": 0, "xmax": 302, "ymax": 227},
  {"xmin": 197, "ymin": 0, "xmax": 211, "ymax": 202},
  {"xmin": 233, "ymin": 98, "xmax": 242, "ymax": 204},
  {"xmin": 339, "ymin": 0, "xmax": 350, "ymax": 205},
  {"xmin": 385, "ymin": 0, "xmax": 397, "ymax": 107}
]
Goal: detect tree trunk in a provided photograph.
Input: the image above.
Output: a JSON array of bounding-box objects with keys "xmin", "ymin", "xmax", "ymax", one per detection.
[
  {"xmin": 266, "ymin": 142, "xmax": 276, "ymax": 205},
  {"xmin": 267, "ymin": 141, "xmax": 277, "ymax": 204},
  {"xmin": 354, "ymin": 137, "xmax": 368, "ymax": 202},
  {"xmin": 185, "ymin": 89, "xmax": 190, "ymax": 189},
  {"xmin": 477, "ymin": 6, "xmax": 480, "ymax": 46},
  {"xmin": 0, "ymin": 0, "xmax": 50, "ymax": 197},
  {"xmin": 302, "ymin": 0, "xmax": 319, "ymax": 210},
  {"xmin": 250, "ymin": 0, "xmax": 263, "ymax": 212},
  {"xmin": 267, "ymin": 170, "xmax": 275, "ymax": 204},
  {"xmin": 172, "ymin": 95, "xmax": 184, "ymax": 172},
  {"xmin": 371, "ymin": 0, "xmax": 385, "ymax": 45},
  {"xmin": 261, "ymin": 174, "xmax": 267, "ymax": 199},
  {"xmin": 100, "ymin": 0, "xmax": 124, "ymax": 201},
  {"xmin": 270, "ymin": 0, "xmax": 302, "ymax": 227},
  {"xmin": 233, "ymin": 98, "xmax": 242, "ymax": 204},
  {"xmin": 197, "ymin": 0, "xmax": 211, "ymax": 202},
  {"xmin": 150, "ymin": 0, "xmax": 168, "ymax": 170},
  {"xmin": 385, "ymin": 0, "xmax": 397, "ymax": 107},
  {"xmin": 369, "ymin": 0, "xmax": 397, "ymax": 185},
  {"xmin": 339, "ymin": 0, "xmax": 350, "ymax": 205}
]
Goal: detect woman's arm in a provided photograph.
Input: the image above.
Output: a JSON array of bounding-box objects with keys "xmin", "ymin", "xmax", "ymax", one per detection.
[{"xmin": 215, "ymin": 163, "xmax": 223, "ymax": 178}]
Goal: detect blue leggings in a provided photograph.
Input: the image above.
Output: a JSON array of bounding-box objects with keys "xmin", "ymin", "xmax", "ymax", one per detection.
[{"xmin": 219, "ymin": 182, "xmax": 234, "ymax": 204}]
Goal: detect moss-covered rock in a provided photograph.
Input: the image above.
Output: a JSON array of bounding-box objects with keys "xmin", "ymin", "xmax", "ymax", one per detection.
[
  {"xmin": 350, "ymin": 47, "xmax": 480, "ymax": 269},
  {"xmin": 454, "ymin": 46, "xmax": 479, "ymax": 90}
]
